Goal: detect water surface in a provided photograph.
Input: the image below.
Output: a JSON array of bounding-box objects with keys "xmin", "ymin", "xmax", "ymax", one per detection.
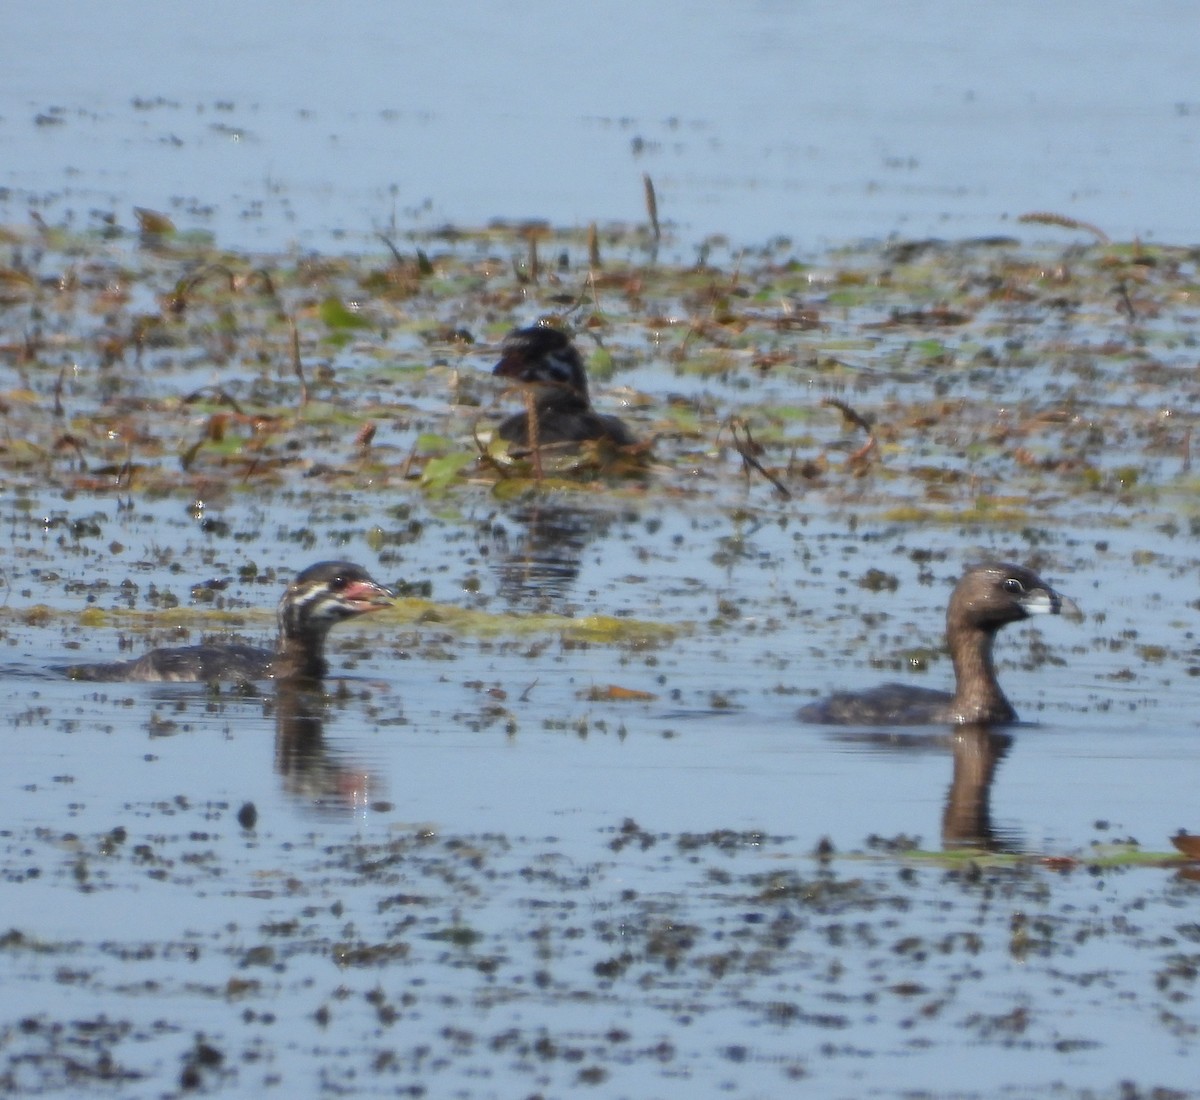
[
  {"xmin": 2, "ymin": 6, "xmax": 1200, "ymax": 1096},
  {"xmin": 3, "ymin": 1, "xmax": 1197, "ymax": 252}
]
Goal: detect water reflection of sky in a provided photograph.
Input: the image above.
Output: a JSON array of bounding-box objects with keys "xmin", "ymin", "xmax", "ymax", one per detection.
[
  {"xmin": 7, "ymin": 487, "xmax": 1200, "ymax": 1094},
  {"xmin": 8, "ymin": 485, "xmax": 1197, "ymax": 853},
  {"xmin": 4, "ymin": 6, "xmax": 1200, "ymax": 1095},
  {"xmin": 4, "ymin": 1, "xmax": 1197, "ymax": 252}
]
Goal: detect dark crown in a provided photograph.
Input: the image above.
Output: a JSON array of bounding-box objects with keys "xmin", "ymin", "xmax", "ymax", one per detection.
[{"xmin": 492, "ymin": 326, "xmax": 589, "ymax": 396}]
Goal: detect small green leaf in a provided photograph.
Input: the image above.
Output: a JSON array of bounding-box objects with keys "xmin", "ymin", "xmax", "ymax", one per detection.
[
  {"xmin": 414, "ymin": 432, "xmax": 457, "ymax": 453},
  {"xmin": 420, "ymin": 452, "xmax": 474, "ymax": 493},
  {"xmin": 319, "ymin": 297, "xmax": 369, "ymax": 330},
  {"xmin": 589, "ymin": 346, "xmax": 615, "ymax": 380}
]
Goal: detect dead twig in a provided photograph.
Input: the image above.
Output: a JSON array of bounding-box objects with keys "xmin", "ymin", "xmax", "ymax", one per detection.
[
  {"xmin": 400, "ymin": 437, "xmax": 421, "ymax": 479},
  {"xmin": 724, "ymin": 417, "xmax": 791, "ymax": 499},
  {"xmin": 355, "ymin": 421, "xmax": 377, "ymax": 451},
  {"xmin": 1114, "ymin": 279, "xmax": 1138, "ymax": 324},
  {"xmin": 822, "ymin": 397, "xmax": 879, "ymax": 474},
  {"xmin": 643, "ymin": 173, "xmax": 660, "ymax": 242},
  {"xmin": 116, "ymin": 442, "xmax": 134, "ymax": 490},
  {"xmin": 1017, "ymin": 211, "xmax": 1110, "ymax": 244},
  {"xmin": 181, "ymin": 387, "xmax": 245, "ymax": 414},
  {"xmin": 53, "ymin": 433, "xmax": 87, "ymax": 472},
  {"xmin": 525, "ymin": 388, "xmax": 544, "ymax": 482},
  {"xmin": 290, "ymin": 315, "xmax": 308, "ymax": 411},
  {"xmin": 822, "ymin": 397, "xmax": 874, "ymax": 435},
  {"xmin": 163, "ymin": 263, "xmax": 236, "ymax": 315},
  {"xmin": 587, "ymin": 222, "xmax": 601, "ymax": 269},
  {"xmin": 239, "ymin": 268, "xmax": 278, "ymax": 299},
  {"xmin": 527, "ymin": 232, "xmax": 540, "ymax": 284},
  {"xmin": 376, "ymin": 231, "xmax": 405, "ymax": 269},
  {"xmin": 848, "ymin": 433, "xmax": 877, "ymax": 468}
]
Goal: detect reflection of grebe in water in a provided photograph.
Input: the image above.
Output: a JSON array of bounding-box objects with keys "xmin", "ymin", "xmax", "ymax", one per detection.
[
  {"xmin": 273, "ymin": 686, "xmax": 384, "ymax": 815},
  {"xmin": 492, "ymin": 326, "xmax": 635, "ymax": 449},
  {"xmin": 834, "ymin": 725, "xmax": 1019, "ymax": 852},
  {"xmin": 943, "ymin": 725, "xmax": 1014, "ymax": 851},
  {"xmin": 485, "ymin": 503, "xmax": 614, "ymax": 611},
  {"xmin": 799, "ymin": 563, "xmax": 1074, "ymax": 727},
  {"xmin": 60, "ymin": 562, "xmax": 394, "ymax": 683}
]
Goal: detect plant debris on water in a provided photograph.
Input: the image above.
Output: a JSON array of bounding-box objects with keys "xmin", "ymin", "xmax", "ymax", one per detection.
[{"xmin": 3, "ymin": 213, "xmax": 1200, "ymax": 1097}]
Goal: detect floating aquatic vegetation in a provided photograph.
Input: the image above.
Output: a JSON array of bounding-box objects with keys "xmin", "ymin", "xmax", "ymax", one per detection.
[{"xmin": 0, "ymin": 217, "xmax": 1194, "ymax": 524}]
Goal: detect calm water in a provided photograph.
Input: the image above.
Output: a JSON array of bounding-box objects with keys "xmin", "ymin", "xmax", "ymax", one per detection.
[
  {"xmin": 5, "ymin": 487, "xmax": 1200, "ymax": 1096},
  {"xmin": 5, "ymin": 480, "xmax": 1200, "ymax": 1095},
  {"xmin": 3, "ymin": 4, "xmax": 1200, "ymax": 1097},
  {"xmin": 3, "ymin": 1, "xmax": 1197, "ymax": 253},
  {"xmin": 6, "ymin": 485, "xmax": 1196, "ymax": 852}
]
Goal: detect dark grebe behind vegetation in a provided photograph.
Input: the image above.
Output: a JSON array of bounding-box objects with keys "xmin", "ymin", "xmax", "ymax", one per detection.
[
  {"xmin": 60, "ymin": 561, "xmax": 394, "ymax": 684},
  {"xmin": 492, "ymin": 326, "xmax": 635, "ymax": 447},
  {"xmin": 798, "ymin": 562, "xmax": 1074, "ymax": 727}
]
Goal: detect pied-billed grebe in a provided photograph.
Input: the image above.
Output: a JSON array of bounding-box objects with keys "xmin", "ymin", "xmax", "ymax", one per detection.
[
  {"xmin": 492, "ymin": 326, "xmax": 635, "ymax": 447},
  {"xmin": 798, "ymin": 562, "xmax": 1073, "ymax": 726},
  {"xmin": 60, "ymin": 561, "xmax": 394, "ymax": 683}
]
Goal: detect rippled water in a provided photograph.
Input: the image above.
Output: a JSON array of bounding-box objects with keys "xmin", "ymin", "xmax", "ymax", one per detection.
[{"xmin": 3, "ymin": 3, "xmax": 1200, "ymax": 1096}]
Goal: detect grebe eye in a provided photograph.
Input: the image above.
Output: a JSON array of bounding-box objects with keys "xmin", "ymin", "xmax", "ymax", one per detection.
[{"xmin": 1002, "ymin": 578, "xmax": 1024, "ymax": 594}]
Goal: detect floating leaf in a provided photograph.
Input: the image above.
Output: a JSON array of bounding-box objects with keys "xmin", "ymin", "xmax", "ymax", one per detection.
[
  {"xmin": 1171, "ymin": 833, "xmax": 1200, "ymax": 859},
  {"xmin": 419, "ymin": 452, "xmax": 474, "ymax": 493},
  {"xmin": 414, "ymin": 432, "xmax": 457, "ymax": 452},
  {"xmin": 319, "ymin": 297, "xmax": 369, "ymax": 330},
  {"xmin": 581, "ymin": 684, "xmax": 659, "ymax": 702},
  {"xmin": 589, "ymin": 345, "xmax": 616, "ymax": 380},
  {"xmin": 134, "ymin": 207, "xmax": 175, "ymax": 235}
]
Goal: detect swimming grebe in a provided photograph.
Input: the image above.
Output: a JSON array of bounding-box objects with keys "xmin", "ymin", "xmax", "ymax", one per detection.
[
  {"xmin": 60, "ymin": 561, "xmax": 393, "ymax": 683},
  {"xmin": 798, "ymin": 562, "xmax": 1071, "ymax": 726},
  {"xmin": 492, "ymin": 326, "xmax": 635, "ymax": 447}
]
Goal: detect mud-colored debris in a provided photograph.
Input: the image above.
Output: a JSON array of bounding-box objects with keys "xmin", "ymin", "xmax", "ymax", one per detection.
[
  {"xmin": 581, "ymin": 683, "xmax": 658, "ymax": 702},
  {"xmin": 1171, "ymin": 832, "xmax": 1200, "ymax": 859},
  {"xmin": 0, "ymin": 217, "xmax": 1197, "ymax": 1098}
]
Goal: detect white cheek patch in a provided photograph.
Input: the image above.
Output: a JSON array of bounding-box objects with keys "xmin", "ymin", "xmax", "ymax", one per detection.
[
  {"xmin": 1020, "ymin": 590, "xmax": 1057, "ymax": 616},
  {"xmin": 541, "ymin": 351, "xmax": 578, "ymax": 385}
]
